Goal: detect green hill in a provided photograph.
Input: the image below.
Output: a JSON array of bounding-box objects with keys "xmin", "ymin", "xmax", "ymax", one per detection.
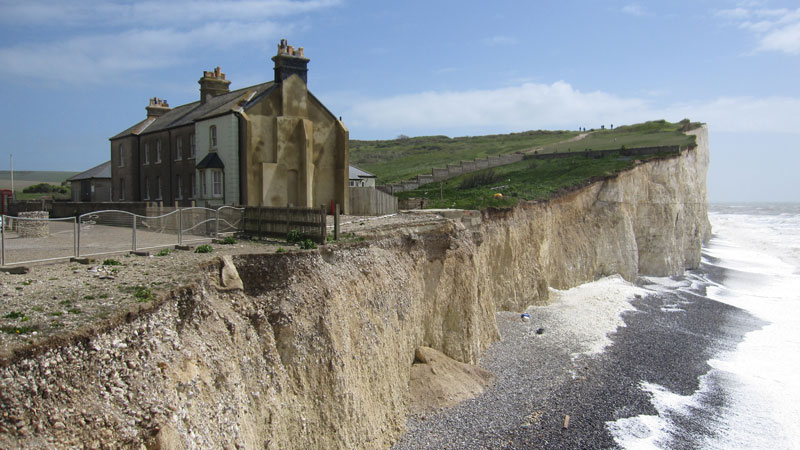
[
  {"xmin": 350, "ymin": 120, "xmax": 697, "ymax": 185},
  {"xmin": 355, "ymin": 119, "xmax": 701, "ymax": 210}
]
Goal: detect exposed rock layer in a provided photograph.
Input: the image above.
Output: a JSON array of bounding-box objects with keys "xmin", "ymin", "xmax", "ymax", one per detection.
[{"xmin": 0, "ymin": 127, "xmax": 710, "ymax": 449}]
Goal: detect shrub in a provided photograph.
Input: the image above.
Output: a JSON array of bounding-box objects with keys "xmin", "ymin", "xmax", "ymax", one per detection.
[
  {"xmin": 299, "ymin": 239, "xmax": 317, "ymax": 250},
  {"xmin": 3, "ymin": 311, "xmax": 25, "ymax": 320},
  {"xmin": 276, "ymin": 247, "xmax": 286, "ymax": 253},
  {"xmin": 195, "ymin": 244, "xmax": 213, "ymax": 254},
  {"xmin": 103, "ymin": 259, "xmax": 122, "ymax": 266},
  {"xmin": 134, "ymin": 286, "xmax": 155, "ymax": 303},
  {"xmin": 156, "ymin": 248, "xmax": 170, "ymax": 257},
  {"xmin": 459, "ymin": 169, "xmax": 502, "ymax": 190},
  {"xmin": 286, "ymin": 229, "xmax": 302, "ymax": 244},
  {"xmin": 220, "ymin": 236, "xmax": 237, "ymax": 245}
]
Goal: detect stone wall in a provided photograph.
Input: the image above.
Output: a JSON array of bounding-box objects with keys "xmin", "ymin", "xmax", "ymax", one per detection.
[{"xmin": 17, "ymin": 211, "xmax": 49, "ymax": 238}]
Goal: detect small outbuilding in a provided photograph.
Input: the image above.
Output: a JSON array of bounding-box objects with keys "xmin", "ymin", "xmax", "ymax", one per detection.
[
  {"xmin": 68, "ymin": 161, "xmax": 112, "ymax": 202},
  {"xmin": 349, "ymin": 165, "xmax": 376, "ymax": 187}
]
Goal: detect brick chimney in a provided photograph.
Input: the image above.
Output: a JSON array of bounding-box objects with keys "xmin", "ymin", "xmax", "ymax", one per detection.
[
  {"xmin": 146, "ymin": 97, "xmax": 171, "ymax": 118},
  {"xmin": 198, "ymin": 66, "xmax": 231, "ymax": 104},
  {"xmin": 272, "ymin": 39, "xmax": 309, "ymax": 84}
]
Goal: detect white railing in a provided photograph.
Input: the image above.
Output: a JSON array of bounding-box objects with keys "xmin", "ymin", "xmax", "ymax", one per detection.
[{"xmin": 1, "ymin": 206, "xmax": 244, "ymax": 266}]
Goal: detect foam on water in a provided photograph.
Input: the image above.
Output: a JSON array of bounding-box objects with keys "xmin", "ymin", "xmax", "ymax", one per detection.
[{"xmin": 608, "ymin": 204, "xmax": 800, "ymax": 449}]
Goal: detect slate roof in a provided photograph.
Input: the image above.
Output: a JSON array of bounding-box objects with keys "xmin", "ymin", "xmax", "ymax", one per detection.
[
  {"xmin": 111, "ymin": 82, "xmax": 276, "ymax": 140},
  {"xmin": 349, "ymin": 165, "xmax": 375, "ymax": 180},
  {"xmin": 196, "ymin": 152, "xmax": 225, "ymax": 169},
  {"xmin": 68, "ymin": 161, "xmax": 112, "ymax": 181}
]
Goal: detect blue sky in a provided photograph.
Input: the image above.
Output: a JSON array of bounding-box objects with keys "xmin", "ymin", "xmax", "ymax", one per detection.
[{"xmin": 0, "ymin": 0, "xmax": 798, "ymax": 202}]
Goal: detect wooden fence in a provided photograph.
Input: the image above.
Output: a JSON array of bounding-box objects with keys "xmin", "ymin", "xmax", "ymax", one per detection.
[
  {"xmin": 241, "ymin": 206, "xmax": 327, "ymax": 243},
  {"xmin": 349, "ymin": 187, "xmax": 398, "ymax": 216}
]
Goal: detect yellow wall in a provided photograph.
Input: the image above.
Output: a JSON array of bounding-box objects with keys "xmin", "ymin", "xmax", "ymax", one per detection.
[{"xmin": 244, "ymin": 75, "xmax": 349, "ymax": 212}]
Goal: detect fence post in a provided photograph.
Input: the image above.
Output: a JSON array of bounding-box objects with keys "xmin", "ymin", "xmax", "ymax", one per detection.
[
  {"xmin": 76, "ymin": 215, "xmax": 81, "ymax": 258},
  {"xmin": 1, "ymin": 215, "xmax": 5, "ymax": 266},
  {"xmin": 215, "ymin": 208, "xmax": 220, "ymax": 239},
  {"xmin": 178, "ymin": 208, "xmax": 183, "ymax": 245},
  {"xmin": 132, "ymin": 214, "xmax": 137, "ymax": 252},
  {"xmin": 334, "ymin": 204, "xmax": 340, "ymax": 241},
  {"xmin": 320, "ymin": 205, "xmax": 326, "ymax": 244},
  {"xmin": 73, "ymin": 216, "xmax": 77, "ymax": 258}
]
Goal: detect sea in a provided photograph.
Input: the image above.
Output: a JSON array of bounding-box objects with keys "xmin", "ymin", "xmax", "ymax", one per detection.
[{"xmin": 607, "ymin": 203, "xmax": 800, "ymax": 449}]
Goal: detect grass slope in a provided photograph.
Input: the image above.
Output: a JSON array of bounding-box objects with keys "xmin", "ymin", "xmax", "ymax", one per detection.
[
  {"xmin": 0, "ymin": 171, "xmax": 78, "ymax": 184},
  {"xmin": 351, "ymin": 120, "xmax": 697, "ymax": 185},
  {"xmin": 350, "ymin": 130, "xmax": 578, "ymax": 184}
]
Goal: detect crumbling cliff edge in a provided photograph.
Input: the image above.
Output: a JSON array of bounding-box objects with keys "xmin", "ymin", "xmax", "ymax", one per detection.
[{"xmin": 0, "ymin": 127, "xmax": 710, "ymax": 449}]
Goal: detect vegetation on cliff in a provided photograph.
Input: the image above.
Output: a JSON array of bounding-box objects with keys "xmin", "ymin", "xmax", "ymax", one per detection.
[{"xmin": 350, "ymin": 119, "xmax": 699, "ymax": 186}]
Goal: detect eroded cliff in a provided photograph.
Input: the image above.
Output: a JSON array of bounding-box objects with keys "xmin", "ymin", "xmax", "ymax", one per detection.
[{"xmin": 0, "ymin": 127, "xmax": 710, "ymax": 449}]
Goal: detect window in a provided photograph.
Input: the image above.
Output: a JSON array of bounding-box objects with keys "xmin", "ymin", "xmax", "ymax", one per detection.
[
  {"xmin": 118, "ymin": 144, "xmax": 125, "ymax": 168},
  {"xmin": 143, "ymin": 143, "xmax": 150, "ymax": 165},
  {"xmin": 190, "ymin": 134, "xmax": 196, "ymax": 158},
  {"xmin": 210, "ymin": 126, "xmax": 217, "ymax": 149},
  {"xmin": 176, "ymin": 175, "xmax": 182, "ymax": 199},
  {"xmin": 200, "ymin": 171, "xmax": 207, "ymax": 197},
  {"xmin": 176, "ymin": 138, "xmax": 182, "ymax": 161},
  {"xmin": 212, "ymin": 170, "xmax": 222, "ymax": 197},
  {"xmin": 156, "ymin": 176, "xmax": 162, "ymax": 200},
  {"xmin": 155, "ymin": 140, "xmax": 162, "ymax": 163},
  {"xmin": 144, "ymin": 176, "xmax": 150, "ymax": 200},
  {"xmin": 190, "ymin": 174, "xmax": 196, "ymax": 199},
  {"xmin": 119, "ymin": 178, "xmax": 125, "ymax": 200}
]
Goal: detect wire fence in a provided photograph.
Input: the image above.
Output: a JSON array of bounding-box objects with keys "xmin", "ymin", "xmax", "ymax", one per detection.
[{"xmin": 0, "ymin": 206, "xmax": 244, "ymax": 266}]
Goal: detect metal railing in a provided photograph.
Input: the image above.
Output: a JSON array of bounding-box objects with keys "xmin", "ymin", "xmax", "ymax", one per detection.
[{"xmin": 1, "ymin": 206, "xmax": 244, "ymax": 266}]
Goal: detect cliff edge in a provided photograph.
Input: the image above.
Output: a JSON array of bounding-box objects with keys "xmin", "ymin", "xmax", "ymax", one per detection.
[{"xmin": 0, "ymin": 127, "xmax": 710, "ymax": 449}]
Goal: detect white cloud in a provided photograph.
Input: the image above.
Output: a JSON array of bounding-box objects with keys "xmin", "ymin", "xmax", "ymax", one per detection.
[
  {"xmin": 341, "ymin": 82, "xmax": 800, "ymax": 137},
  {"xmin": 483, "ymin": 35, "xmax": 517, "ymax": 46},
  {"xmin": 717, "ymin": 7, "xmax": 800, "ymax": 55},
  {"xmin": 0, "ymin": 0, "xmax": 341, "ymax": 26},
  {"xmin": 621, "ymin": 3, "xmax": 647, "ymax": 17},
  {"xmin": 0, "ymin": 22, "xmax": 286, "ymax": 83},
  {"xmin": 0, "ymin": 0, "xmax": 338, "ymax": 84}
]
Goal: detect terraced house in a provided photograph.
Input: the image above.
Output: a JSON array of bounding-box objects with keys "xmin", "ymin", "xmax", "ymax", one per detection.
[{"xmin": 110, "ymin": 40, "xmax": 350, "ymax": 212}]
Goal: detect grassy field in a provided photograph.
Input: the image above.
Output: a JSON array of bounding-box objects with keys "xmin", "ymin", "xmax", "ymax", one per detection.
[
  {"xmin": 0, "ymin": 171, "xmax": 77, "ymax": 200},
  {"xmin": 396, "ymin": 150, "xmax": 678, "ymax": 210},
  {"xmin": 376, "ymin": 119, "xmax": 702, "ymax": 210},
  {"xmin": 350, "ymin": 120, "xmax": 697, "ymax": 185},
  {"xmin": 350, "ymin": 130, "xmax": 579, "ymax": 184}
]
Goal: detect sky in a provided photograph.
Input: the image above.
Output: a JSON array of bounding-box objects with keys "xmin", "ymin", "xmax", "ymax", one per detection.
[{"xmin": 0, "ymin": 0, "xmax": 798, "ymax": 202}]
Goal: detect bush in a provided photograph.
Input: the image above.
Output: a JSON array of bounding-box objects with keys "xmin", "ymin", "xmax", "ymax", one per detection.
[
  {"xmin": 156, "ymin": 248, "xmax": 170, "ymax": 256},
  {"xmin": 194, "ymin": 244, "xmax": 213, "ymax": 254},
  {"xmin": 219, "ymin": 236, "xmax": 237, "ymax": 245},
  {"xmin": 458, "ymin": 169, "xmax": 503, "ymax": 190},
  {"xmin": 103, "ymin": 259, "xmax": 122, "ymax": 266},
  {"xmin": 276, "ymin": 246, "xmax": 286, "ymax": 253},
  {"xmin": 286, "ymin": 229, "xmax": 302, "ymax": 244},
  {"xmin": 22, "ymin": 183, "xmax": 68, "ymax": 194},
  {"xmin": 134, "ymin": 286, "xmax": 154, "ymax": 303},
  {"xmin": 299, "ymin": 239, "xmax": 317, "ymax": 250}
]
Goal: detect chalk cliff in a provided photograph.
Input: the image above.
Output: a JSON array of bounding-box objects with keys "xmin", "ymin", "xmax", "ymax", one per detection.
[{"xmin": 0, "ymin": 127, "xmax": 710, "ymax": 449}]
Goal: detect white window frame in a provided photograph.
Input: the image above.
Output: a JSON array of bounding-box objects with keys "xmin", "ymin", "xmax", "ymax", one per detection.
[
  {"xmin": 118, "ymin": 144, "xmax": 125, "ymax": 168},
  {"xmin": 190, "ymin": 173, "xmax": 196, "ymax": 199},
  {"xmin": 156, "ymin": 176, "xmax": 162, "ymax": 200},
  {"xmin": 143, "ymin": 143, "xmax": 150, "ymax": 165},
  {"xmin": 200, "ymin": 170, "xmax": 207, "ymax": 197},
  {"xmin": 176, "ymin": 175, "xmax": 182, "ymax": 200},
  {"xmin": 176, "ymin": 138, "xmax": 183, "ymax": 161},
  {"xmin": 144, "ymin": 176, "xmax": 150, "ymax": 200},
  {"xmin": 212, "ymin": 170, "xmax": 222, "ymax": 198},
  {"xmin": 155, "ymin": 140, "xmax": 162, "ymax": 163},
  {"xmin": 190, "ymin": 133, "xmax": 196, "ymax": 158},
  {"xmin": 210, "ymin": 126, "xmax": 217, "ymax": 149}
]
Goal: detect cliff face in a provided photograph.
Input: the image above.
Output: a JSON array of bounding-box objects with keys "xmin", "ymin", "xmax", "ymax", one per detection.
[{"xmin": 0, "ymin": 127, "xmax": 710, "ymax": 449}]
